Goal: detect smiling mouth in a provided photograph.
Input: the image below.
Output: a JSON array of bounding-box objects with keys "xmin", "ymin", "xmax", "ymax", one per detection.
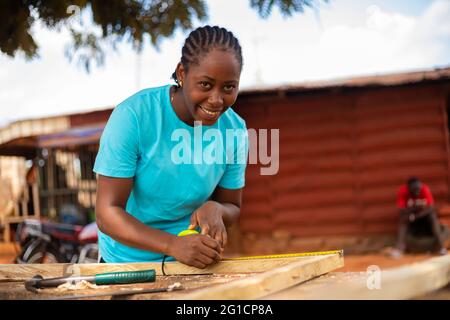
[{"xmin": 199, "ymin": 105, "xmax": 222, "ymax": 116}]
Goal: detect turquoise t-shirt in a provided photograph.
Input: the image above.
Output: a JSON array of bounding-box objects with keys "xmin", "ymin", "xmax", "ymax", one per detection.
[{"xmin": 93, "ymin": 85, "xmax": 249, "ymax": 263}]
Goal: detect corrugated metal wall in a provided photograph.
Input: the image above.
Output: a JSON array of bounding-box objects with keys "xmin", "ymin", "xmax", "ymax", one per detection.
[{"xmin": 235, "ymin": 84, "xmax": 450, "ymax": 237}]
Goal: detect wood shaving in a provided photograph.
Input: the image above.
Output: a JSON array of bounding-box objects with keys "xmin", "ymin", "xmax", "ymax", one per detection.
[
  {"xmin": 56, "ymin": 280, "xmax": 110, "ymax": 292},
  {"xmin": 167, "ymin": 282, "xmax": 182, "ymax": 292}
]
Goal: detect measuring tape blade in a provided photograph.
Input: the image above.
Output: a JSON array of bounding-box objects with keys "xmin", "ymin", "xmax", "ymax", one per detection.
[{"xmin": 223, "ymin": 249, "xmax": 343, "ymax": 261}]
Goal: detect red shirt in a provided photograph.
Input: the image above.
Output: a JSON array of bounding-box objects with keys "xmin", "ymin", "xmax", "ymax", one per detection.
[{"xmin": 397, "ymin": 183, "xmax": 434, "ymax": 209}]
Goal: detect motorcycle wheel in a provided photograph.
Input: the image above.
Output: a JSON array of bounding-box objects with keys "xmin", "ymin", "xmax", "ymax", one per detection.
[
  {"xmin": 27, "ymin": 247, "xmax": 59, "ymax": 264},
  {"xmin": 16, "ymin": 239, "xmax": 62, "ymax": 264}
]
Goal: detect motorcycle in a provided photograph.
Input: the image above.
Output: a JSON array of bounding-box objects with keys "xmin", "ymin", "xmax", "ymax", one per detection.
[{"xmin": 15, "ymin": 219, "xmax": 99, "ymax": 264}]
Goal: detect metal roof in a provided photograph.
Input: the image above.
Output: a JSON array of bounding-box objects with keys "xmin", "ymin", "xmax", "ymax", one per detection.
[{"xmin": 239, "ymin": 66, "xmax": 450, "ymax": 96}]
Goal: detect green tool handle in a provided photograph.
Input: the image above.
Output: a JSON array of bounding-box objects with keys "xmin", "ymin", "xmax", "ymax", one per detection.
[{"xmin": 94, "ymin": 269, "xmax": 156, "ymax": 285}]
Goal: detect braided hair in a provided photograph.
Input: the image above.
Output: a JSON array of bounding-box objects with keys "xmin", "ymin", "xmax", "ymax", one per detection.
[{"xmin": 172, "ymin": 25, "xmax": 243, "ymax": 86}]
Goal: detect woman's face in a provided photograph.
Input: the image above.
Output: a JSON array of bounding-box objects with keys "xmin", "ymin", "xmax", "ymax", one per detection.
[{"xmin": 177, "ymin": 48, "xmax": 241, "ymax": 126}]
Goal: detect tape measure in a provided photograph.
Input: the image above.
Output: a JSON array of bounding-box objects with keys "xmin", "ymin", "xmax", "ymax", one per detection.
[
  {"xmin": 177, "ymin": 229, "xmax": 343, "ymax": 260},
  {"xmin": 223, "ymin": 250, "xmax": 343, "ymax": 261},
  {"xmin": 177, "ymin": 229, "xmax": 199, "ymax": 237}
]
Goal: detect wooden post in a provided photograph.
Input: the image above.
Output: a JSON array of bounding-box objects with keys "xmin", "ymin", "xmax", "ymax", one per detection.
[
  {"xmin": 47, "ymin": 150, "xmax": 56, "ymax": 218},
  {"xmin": 21, "ymin": 186, "xmax": 29, "ymax": 217},
  {"xmin": 3, "ymin": 222, "xmax": 10, "ymax": 243},
  {"xmin": 13, "ymin": 203, "xmax": 19, "ymax": 218},
  {"xmin": 32, "ymin": 183, "xmax": 40, "ymax": 219}
]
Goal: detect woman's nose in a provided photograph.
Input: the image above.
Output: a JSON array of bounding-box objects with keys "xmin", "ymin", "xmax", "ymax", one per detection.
[{"xmin": 208, "ymin": 91, "xmax": 224, "ymax": 107}]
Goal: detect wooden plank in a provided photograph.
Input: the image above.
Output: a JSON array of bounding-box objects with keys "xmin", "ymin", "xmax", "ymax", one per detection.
[
  {"xmin": 172, "ymin": 253, "xmax": 344, "ymax": 300},
  {"xmin": 262, "ymin": 272, "xmax": 364, "ymax": 299},
  {"xmin": 271, "ymin": 254, "xmax": 450, "ymax": 299},
  {"xmin": 0, "ymin": 256, "xmax": 323, "ymax": 281},
  {"xmin": 0, "ymin": 274, "xmax": 254, "ymax": 300}
]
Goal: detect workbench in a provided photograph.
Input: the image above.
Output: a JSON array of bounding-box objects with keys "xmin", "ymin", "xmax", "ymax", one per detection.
[
  {"xmin": 1, "ymin": 252, "xmax": 449, "ymax": 299},
  {"xmin": 0, "ymin": 251, "xmax": 343, "ymax": 299}
]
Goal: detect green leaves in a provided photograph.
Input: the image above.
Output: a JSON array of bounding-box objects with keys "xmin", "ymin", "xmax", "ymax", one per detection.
[
  {"xmin": 0, "ymin": 0, "xmax": 325, "ymax": 71},
  {"xmin": 250, "ymin": 0, "xmax": 325, "ymax": 18}
]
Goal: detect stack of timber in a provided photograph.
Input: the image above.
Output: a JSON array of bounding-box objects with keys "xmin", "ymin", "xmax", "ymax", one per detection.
[
  {"xmin": 1, "ymin": 252, "xmax": 449, "ymax": 299},
  {"xmin": 0, "ymin": 251, "xmax": 343, "ymax": 300}
]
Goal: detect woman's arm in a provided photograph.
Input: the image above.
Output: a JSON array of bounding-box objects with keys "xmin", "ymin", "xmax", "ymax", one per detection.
[
  {"xmin": 95, "ymin": 174, "xmax": 221, "ymax": 267},
  {"xmin": 211, "ymin": 186, "xmax": 242, "ymax": 227},
  {"xmin": 95, "ymin": 175, "xmax": 177, "ymax": 253}
]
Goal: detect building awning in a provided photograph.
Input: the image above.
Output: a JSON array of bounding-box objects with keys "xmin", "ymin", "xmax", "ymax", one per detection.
[
  {"xmin": 0, "ymin": 108, "xmax": 112, "ymax": 157},
  {"xmin": 37, "ymin": 124, "xmax": 104, "ymax": 148},
  {"xmin": 0, "ymin": 123, "xmax": 105, "ymax": 158},
  {"xmin": 239, "ymin": 66, "xmax": 450, "ymax": 96}
]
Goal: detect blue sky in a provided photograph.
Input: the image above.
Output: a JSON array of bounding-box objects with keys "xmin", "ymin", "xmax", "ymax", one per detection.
[
  {"xmin": 0, "ymin": 0, "xmax": 449, "ymax": 127},
  {"xmin": 372, "ymin": 0, "xmax": 430, "ymax": 16}
]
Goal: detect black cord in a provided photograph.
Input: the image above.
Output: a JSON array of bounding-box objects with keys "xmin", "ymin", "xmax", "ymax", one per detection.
[{"xmin": 161, "ymin": 255, "xmax": 168, "ymax": 276}]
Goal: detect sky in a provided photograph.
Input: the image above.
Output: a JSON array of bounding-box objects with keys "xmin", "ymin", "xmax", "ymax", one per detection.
[{"xmin": 0, "ymin": 0, "xmax": 449, "ymax": 128}]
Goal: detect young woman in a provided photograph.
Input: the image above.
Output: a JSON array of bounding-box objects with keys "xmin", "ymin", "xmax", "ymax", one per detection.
[{"xmin": 94, "ymin": 26, "xmax": 248, "ymax": 268}]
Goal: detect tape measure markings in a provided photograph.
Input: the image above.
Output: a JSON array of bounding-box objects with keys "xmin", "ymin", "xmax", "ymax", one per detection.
[{"xmin": 223, "ymin": 250, "xmax": 343, "ymax": 261}]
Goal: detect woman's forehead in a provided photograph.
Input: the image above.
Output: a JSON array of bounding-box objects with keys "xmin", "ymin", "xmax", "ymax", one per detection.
[{"xmin": 188, "ymin": 49, "xmax": 241, "ymax": 81}]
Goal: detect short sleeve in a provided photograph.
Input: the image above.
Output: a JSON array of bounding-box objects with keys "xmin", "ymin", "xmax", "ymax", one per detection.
[
  {"xmin": 218, "ymin": 128, "xmax": 249, "ymax": 189},
  {"xmin": 423, "ymin": 185, "xmax": 435, "ymax": 206},
  {"xmin": 397, "ymin": 186, "xmax": 407, "ymax": 209},
  {"xmin": 93, "ymin": 104, "xmax": 140, "ymax": 178}
]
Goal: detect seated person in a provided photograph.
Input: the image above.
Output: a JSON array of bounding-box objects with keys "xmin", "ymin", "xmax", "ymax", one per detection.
[{"xmin": 392, "ymin": 177, "xmax": 447, "ymax": 258}]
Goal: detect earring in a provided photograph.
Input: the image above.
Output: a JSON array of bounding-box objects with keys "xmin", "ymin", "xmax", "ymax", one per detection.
[{"xmin": 179, "ymin": 80, "xmax": 183, "ymax": 88}]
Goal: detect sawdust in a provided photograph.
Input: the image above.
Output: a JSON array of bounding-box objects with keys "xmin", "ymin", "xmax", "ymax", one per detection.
[
  {"xmin": 56, "ymin": 280, "xmax": 110, "ymax": 291},
  {"xmin": 167, "ymin": 282, "xmax": 182, "ymax": 292}
]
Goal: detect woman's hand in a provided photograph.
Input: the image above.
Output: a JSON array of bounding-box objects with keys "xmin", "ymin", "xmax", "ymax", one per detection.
[
  {"xmin": 189, "ymin": 200, "xmax": 227, "ymax": 250},
  {"xmin": 167, "ymin": 234, "xmax": 222, "ymax": 269}
]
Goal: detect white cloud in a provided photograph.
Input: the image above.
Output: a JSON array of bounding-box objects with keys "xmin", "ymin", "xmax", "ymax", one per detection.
[{"xmin": 257, "ymin": 0, "xmax": 450, "ymax": 83}]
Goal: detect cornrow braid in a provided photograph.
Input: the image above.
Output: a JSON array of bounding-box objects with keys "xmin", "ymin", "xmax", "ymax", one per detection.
[{"xmin": 171, "ymin": 25, "xmax": 243, "ymax": 86}]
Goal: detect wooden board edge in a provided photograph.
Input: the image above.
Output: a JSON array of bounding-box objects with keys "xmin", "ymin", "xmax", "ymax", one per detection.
[
  {"xmin": 171, "ymin": 253, "xmax": 344, "ymax": 300},
  {"xmin": 299, "ymin": 254, "xmax": 450, "ymax": 300},
  {"xmin": 0, "ymin": 256, "xmax": 332, "ymax": 281}
]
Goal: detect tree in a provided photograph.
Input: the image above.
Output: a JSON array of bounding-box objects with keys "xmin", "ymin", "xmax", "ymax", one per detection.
[{"xmin": 0, "ymin": 0, "xmax": 326, "ymax": 71}]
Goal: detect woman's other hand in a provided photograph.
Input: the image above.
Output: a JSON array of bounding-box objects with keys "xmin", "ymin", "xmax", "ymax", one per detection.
[{"xmin": 189, "ymin": 201, "xmax": 227, "ymax": 250}]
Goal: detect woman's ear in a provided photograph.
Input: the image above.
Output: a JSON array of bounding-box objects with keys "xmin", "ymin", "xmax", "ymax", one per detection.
[{"xmin": 176, "ymin": 62, "xmax": 185, "ymax": 86}]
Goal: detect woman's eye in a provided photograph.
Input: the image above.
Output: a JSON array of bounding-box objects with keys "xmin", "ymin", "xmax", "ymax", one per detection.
[
  {"xmin": 199, "ymin": 82, "xmax": 211, "ymax": 89},
  {"xmin": 224, "ymin": 85, "xmax": 235, "ymax": 92}
]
